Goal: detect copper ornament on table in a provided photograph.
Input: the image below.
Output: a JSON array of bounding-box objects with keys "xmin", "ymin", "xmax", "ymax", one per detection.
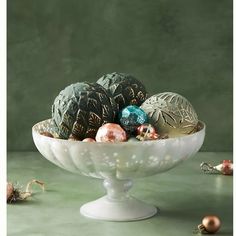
[
  {"xmin": 95, "ymin": 123, "xmax": 127, "ymax": 142},
  {"xmin": 200, "ymin": 160, "xmax": 233, "ymax": 175},
  {"xmin": 197, "ymin": 215, "xmax": 221, "ymax": 234},
  {"xmin": 136, "ymin": 123, "xmax": 158, "ymax": 141}
]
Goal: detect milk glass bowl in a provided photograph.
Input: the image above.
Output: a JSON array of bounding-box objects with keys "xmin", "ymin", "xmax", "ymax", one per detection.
[{"xmin": 32, "ymin": 119, "xmax": 205, "ymax": 221}]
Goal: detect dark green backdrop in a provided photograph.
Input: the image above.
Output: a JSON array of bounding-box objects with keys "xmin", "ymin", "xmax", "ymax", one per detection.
[{"xmin": 7, "ymin": 0, "xmax": 232, "ymax": 151}]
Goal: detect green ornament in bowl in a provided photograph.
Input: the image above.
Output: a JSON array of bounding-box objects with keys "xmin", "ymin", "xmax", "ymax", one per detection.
[
  {"xmin": 52, "ymin": 82, "xmax": 118, "ymax": 140},
  {"xmin": 96, "ymin": 72, "xmax": 148, "ymax": 111}
]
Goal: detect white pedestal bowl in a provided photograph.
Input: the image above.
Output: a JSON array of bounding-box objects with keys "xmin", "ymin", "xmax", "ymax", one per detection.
[{"xmin": 32, "ymin": 119, "xmax": 205, "ymax": 221}]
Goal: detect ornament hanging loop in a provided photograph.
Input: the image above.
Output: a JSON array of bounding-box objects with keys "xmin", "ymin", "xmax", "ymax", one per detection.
[{"xmin": 200, "ymin": 162, "xmax": 219, "ymax": 174}]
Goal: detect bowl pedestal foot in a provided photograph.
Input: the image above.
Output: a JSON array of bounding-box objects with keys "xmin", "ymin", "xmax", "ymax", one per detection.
[{"xmin": 80, "ymin": 179, "xmax": 157, "ymax": 221}]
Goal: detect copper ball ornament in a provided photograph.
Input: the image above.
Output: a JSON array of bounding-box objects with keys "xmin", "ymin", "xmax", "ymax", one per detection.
[
  {"xmin": 221, "ymin": 160, "xmax": 233, "ymax": 175},
  {"xmin": 95, "ymin": 123, "xmax": 127, "ymax": 142},
  {"xmin": 201, "ymin": 215, "xmax": 221, "ymax": 234}
]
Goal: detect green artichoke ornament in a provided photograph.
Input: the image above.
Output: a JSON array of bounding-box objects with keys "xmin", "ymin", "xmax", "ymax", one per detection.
[
  {"xmin": 52, "ymin": 82, "xmax": 118, "ymax": 140},
  {"xmin": 96, "ymin": 72, "xmax": 148, "ymax": 111}
]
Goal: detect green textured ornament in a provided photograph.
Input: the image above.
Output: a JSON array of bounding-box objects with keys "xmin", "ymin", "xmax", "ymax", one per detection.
[
  {"xmin": 52, "ymin": 82, "xmax": 118, "ymax": 140},
  {"xmin": 140, "ymin": 92, "xmax": 198, "ymax": 137},
  {"xmin": 96, "ymin": 72, "xmax": 148, "ymax": 111}
]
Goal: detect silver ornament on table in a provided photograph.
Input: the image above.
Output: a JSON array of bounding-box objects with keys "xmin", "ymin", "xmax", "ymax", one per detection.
[{"xmin": 140, "ymin": 92, "xmax": 198, "ymax": 138}]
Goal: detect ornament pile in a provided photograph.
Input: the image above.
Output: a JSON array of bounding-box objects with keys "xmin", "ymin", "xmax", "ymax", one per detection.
[{"xmin": 41, "ymin": 72, "xmax": 201, "ymax": 142}]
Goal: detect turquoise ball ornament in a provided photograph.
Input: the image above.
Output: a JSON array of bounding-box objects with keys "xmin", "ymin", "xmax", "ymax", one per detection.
[{"xmin": 119, "ymin": 105, "xmax": 148, "ymax": 134}]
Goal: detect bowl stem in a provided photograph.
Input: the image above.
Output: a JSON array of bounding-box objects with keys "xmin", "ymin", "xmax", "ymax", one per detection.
[{"xmin": 103, "ymin": 178, "xmax": 133, "ymax": 201}]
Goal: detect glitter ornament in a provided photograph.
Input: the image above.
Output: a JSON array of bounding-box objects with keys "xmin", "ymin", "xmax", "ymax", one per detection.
[
  {"xmin": 140, "ymin": 92, "xmax": 198, "ymax": 138},
  {"xmin": 119, "ymin": 105, "xmax": 148, "ymax": 134},
  {"xmin": 95, "ymin": 123, "xmax": 127, "ymax": 142},
  {"xmin": 136, "ymin": 124, "xmax": 158, "ymax": 141},
  {"xmin": 96, "ymin": 72, "xmax": 148, "ymax": 111}
]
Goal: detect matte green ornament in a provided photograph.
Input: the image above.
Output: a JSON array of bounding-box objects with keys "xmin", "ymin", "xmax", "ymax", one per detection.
[
  {"xmin": 140, "ymin": 92, "xmax": 198, "ymax": 137},
  {"xmin": 52, "ymin": 82, "xmax": 118, "ymax": 140},
  {"xmin": 96, "ymin": 72, "xmax": 148, "ymax": 111}
]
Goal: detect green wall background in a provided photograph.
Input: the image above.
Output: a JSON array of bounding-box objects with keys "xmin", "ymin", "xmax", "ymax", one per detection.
[{"xmin": 7, "ymin": 0, "xmax": 232, "ymax": 151}]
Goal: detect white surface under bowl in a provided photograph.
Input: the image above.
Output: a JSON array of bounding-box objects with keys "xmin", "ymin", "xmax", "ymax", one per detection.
[{"xmin": 32, "ymin": 119, "xmax": 205, "ymax": 221}]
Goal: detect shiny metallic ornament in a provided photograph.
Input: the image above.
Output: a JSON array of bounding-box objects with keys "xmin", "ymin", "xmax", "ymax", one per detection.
[
  {"xmin": 136, "ymin": 124, "xmax": 158, "ymax": 141},
  {"xmin": 197, "ymin": 215, "xmax": 221, "ymax": 234},
  {"xmin": 200, "ymin": 160, "xmax": 233, "ymax": 175},
  {"xmin": 119, "ymin": 105, "xmax": 148, "ymax": 134},
  {"xmin": 95, "ymin": 123, "xmax": 127, "ymax": 142},
  {"xmin": 140, "ymin": 92, "xmax": 198, "ymax": 137}
]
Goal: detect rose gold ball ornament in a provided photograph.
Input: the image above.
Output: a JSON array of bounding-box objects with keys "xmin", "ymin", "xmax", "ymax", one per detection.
[
  {"xmin": 200, "ymin": 160, "xmax": 233, "ymax": 175},
  {"xmin": 95, "ymin": 123, "xmax": 127, "ymax": 142},
  {"xmin": 136, "ymin": 124, "xmax": 158, "ymax": 141},
  {"xmin": 82, "ymin": 138, "xmax": 96, "ymax": 142},
  {"xmin": 197, "ymin": 215, "xmax": 221, "ymax": 234}
]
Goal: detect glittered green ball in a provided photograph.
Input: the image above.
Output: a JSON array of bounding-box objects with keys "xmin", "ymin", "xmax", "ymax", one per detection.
[
  {"xmin": 52, "ymin": 82, "xmax": 118, "ymax": 140},
  {"xmin": 96, "ymin": 72, "xmax": 148, "ymax": 111},
  {"xmin": 119, "ymin": 105, "xmax": 148, "ymax": 134}
]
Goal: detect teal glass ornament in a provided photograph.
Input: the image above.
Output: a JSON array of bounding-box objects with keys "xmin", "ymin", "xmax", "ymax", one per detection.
[{"xmin": 119, "ymin": 105, "xmax": 148, "ymax": 134}]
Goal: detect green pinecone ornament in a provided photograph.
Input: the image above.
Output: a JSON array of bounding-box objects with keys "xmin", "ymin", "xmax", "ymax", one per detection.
[
  {"xmin": 52, "ymin": 82, "xmax": 118, "ymax": 140},
  {"xmin": 96, "ymin": 72, "xmax": 148, "ymax": 111}
]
